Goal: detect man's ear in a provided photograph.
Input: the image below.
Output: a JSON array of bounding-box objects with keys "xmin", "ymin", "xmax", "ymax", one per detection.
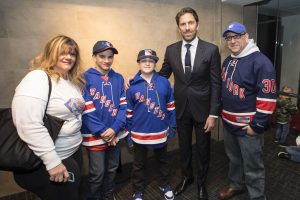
[{"xmin": 245, "ymin": 33, "xmax": 249, "ymax": 42}]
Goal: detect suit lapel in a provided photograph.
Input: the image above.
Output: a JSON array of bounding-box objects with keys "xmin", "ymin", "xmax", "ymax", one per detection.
[
  {"xmin": 192, "ymin": 38, "xmax": 205, "ymax": 76},
  {"xmin": 175, "ymin": 41, "xmax": 184, "ymax": 75}
]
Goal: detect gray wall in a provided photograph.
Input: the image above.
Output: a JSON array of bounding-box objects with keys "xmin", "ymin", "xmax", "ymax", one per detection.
[{"xmin": 0, "ymin": 0, "xmax": 223, "ymax": 107}]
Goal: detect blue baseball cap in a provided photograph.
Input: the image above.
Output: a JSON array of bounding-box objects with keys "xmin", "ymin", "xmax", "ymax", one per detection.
[
  {"xmin": 222, "ymin": 22, "xmax": 247, "ymax": 37},
  {"xmin": 137, "ymin": 49, "xmax": 159, "ymax": 63},
  {"xmin": 93, "ymin": 40, "xmax": 118, "ymax": 55}
]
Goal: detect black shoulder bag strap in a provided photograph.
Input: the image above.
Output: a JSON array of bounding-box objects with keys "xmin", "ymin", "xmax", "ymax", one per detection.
[
  {"xmin": 45, "ymin": 73, "xmax": 52, "ymax": 111},
  {"xmin": 43, "ymin": 73, "xmax": 65, "ymax": 141}
]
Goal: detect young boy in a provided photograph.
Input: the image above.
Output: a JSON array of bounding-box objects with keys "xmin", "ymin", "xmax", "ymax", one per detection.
[
  {"xmin": 126, "ymin": 49, "xmax": 176, "ymax": 200},
  {"xmin": 275, "ymin": 85, "xmax": 298, "ymax": 146},
  {"xmin": 81, "ymin": 40, "xmax": 127, "ymax": 200}
]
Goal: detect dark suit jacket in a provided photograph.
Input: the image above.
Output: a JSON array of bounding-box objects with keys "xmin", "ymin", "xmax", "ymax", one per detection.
[{"xmin": 159, "ymin": 38, "xmax": 221, "ymax": 122}]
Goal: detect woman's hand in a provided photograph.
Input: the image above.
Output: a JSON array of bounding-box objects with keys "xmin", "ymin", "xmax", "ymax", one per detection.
[{"xmin": 48, "ymin": 163, "xmax": 69, "ymax": 183}]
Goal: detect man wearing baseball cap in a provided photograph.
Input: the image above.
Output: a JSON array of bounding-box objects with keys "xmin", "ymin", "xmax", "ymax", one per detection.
[
  {"xmin": 222, "ymin": 22, "xmax": 247, "ymax": 38},
  {"xmin": 81, "ymin": 40, "xmax": 127, "ymax": 200},
  {"xmin": 126, "ymin": 49, "xmax": 176, "ymax": 200},
  {"xmin": 218, "ymin": 22, "xmax": 277, "ymax": 200}
]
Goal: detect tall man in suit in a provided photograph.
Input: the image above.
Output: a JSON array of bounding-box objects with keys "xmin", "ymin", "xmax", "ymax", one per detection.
[{"xmin": 159, "ymin": 7, "xmax": 221, "ymax": 200}]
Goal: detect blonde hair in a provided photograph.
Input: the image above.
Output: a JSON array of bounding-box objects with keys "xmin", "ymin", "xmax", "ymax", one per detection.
[
  {"xmin": 282, "ymin": 85, "xmax": 294, "ymax": 93},
  {"xmin": 30, "ymin": 34, "xmax": 85, "ymax": 89}
]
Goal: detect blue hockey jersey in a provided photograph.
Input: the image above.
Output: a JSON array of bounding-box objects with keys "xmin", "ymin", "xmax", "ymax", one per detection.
[
  {"xmin": 126, "ymin": 71, "xmax": 176, "ymax": 148},
  {"xmin": 81, "ymin": 68, "xmax": 127, "ymax": 151},
  {"xmin": 221, "ymin": 39, "xmax": 277, "ymax": 135}
]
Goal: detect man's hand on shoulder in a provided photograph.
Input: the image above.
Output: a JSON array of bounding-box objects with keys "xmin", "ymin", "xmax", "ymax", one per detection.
[{"xmin": 125, "ymin": 76, "xmax": 134, "ymax": 90}]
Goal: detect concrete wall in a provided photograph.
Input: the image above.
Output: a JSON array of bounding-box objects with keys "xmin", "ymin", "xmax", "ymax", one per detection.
[
  {"xmin": 0, "ymin": 0, "xmax": 255, "ymax": 197},
  {"xmin": 0, "ymin": 0, "xmax": 223, "ymax": 107}
]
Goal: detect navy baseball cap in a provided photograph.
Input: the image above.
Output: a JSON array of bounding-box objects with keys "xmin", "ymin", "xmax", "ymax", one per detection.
[
  {"xmin": 222, "ymin": 22, "xmax": 247, "ymax": 37},
  {"xmin": 93, "ymin": 40, "xmax": 118, "ymax": 55},
  {"xmin": 137, "ymin": 49, "xmax": 159, "ymax": 63}
]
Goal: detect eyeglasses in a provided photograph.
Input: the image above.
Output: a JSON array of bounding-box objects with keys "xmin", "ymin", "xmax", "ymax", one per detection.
[
  {"xmin": 225, "ymin": 33, "xmax": 245, "ymax": 41},
  {"xmin": 139, "ymin": 59, "xmax": 155, "ymax": 64}
]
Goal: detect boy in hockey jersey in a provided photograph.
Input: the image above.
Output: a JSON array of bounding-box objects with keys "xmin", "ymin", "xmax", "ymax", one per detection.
[
  {"xmin": 218, "ymin": 22, "xmax": 277, "ymax": 200},
  {"xmin": 126, "ymin": 49, "xmax": 176, "ymax": 200},
  {"xmin": 81, "ymin": 40, "xmax": 127, "ymax": 200}
]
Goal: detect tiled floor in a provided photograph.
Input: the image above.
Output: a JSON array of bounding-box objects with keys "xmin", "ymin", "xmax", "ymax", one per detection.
[
  {"xmin": 1, "ymin": 127, "xmax": 300, "ymax": 200},
  {"xmin": 109, "ymin": 127, "xmax": 300, "ymax": 200}
]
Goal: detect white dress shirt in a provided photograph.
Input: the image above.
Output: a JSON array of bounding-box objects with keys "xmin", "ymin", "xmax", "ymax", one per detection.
[{"xmin": 181, "ymin": 37, "xmax": 199, "ymax": 73}]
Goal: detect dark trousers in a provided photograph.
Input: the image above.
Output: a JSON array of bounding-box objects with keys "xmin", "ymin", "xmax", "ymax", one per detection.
[
  {"xmin": 14, "ymin": 149, "xmax": 82, "ymax": 200},
  {"xmin": 132, "ymin": 143, "xmax": 170, "ymax": 192},
  {"xmin": 87, "ymin": 144, "xmax": 120, "ymax": 200},
  {"xmin": 275, "ymin": 123, "xmax": 290, "ymax": 143},
  {"xmin": 177, "ymin": 103, "xmax": 211, "ymax": 187}
]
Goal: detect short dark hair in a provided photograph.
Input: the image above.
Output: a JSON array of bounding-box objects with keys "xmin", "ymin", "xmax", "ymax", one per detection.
[{"xmin": 175, "ymin": 7, "xmax": 199, "ymax": 26}]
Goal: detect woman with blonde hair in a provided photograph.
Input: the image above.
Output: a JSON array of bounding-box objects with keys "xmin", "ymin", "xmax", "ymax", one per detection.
[{"xmin": 12, "ymin": 35, "xmax": 85, "ymax": 200}]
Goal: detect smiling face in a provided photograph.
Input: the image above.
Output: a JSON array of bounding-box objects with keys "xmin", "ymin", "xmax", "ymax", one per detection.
[
  {"xmin": 138, "ymin": 58, "xmax": 156, "ymax": 75},
  {"xmin": 93, "ymin": 49, "xmax": 114, "ymax": 74},
  {"xmin": 54, "ymin": 46, "xmax": 77, "ymax": 78},
  {"xmin": 178, "ymin": 13, "xmax": 198, "ymax": 42},
  {"xmin": 225, "ymin": 32, "xmax": 249, "ymax": 56}
]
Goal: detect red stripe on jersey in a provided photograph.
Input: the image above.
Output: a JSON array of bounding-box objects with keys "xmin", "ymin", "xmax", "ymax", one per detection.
[
  {"xmin": 167, "ymin": 102, "xmax": 175, "ymax": 109},
  {"xmin": 82, "ymin": 135, "xmax": 100, "ymax": 142},
  {"xmin": 84, "ymin": 102, "xmax": 95, "ymax": 111},
  {"xmin": 86, "ymin": 145, "xmax": 107, "ymax": 151},
  {"xmin": 126, "ymin": 110, "xmax": 133, "ymax": 115},
  {"xmin": 119, "ymin": 99, "xmax": 127, "ymax": 104},
  {"xmin": 131, "ymin": 131, "xmax": 167, "ymax": 140},
  {"xmin": 221, "ymin": 111, "xmax": 254, "ymax": 124},
  {"xmin": 256, "ymin": 99, "xmax": 276, "ymax": 112}
]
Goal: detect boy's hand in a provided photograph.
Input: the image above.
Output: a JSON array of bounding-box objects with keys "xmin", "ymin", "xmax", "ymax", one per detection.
[
  {"xmin": 167, "ymin": 127, "xmax": 176, "ymax": 139},
  {"xmin": 108, "ymin": 137, "xmax": 119, "ymax": 146},
  {"xmin": 126, "ymin": 135, "xmax": 134, "ymax": 148},
  {"xmin": 101, "ymin": 128, "xmax": 115, "ymax": 142},
  {"xmin": 125, "ymin": 76, "xmax": 134, "ymax": 90}
]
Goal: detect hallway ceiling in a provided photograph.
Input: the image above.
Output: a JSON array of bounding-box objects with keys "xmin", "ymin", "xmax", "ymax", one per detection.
[
  {"xmin": 261, "ymin": 0, "xmax": 300, "ymax": 16},
  {"xmin": 221, "ymin": 0, "xmax": 264, "ymax": 6},
  {"xmin": 222, "ymin": 0, "xmax": 300, "ymax": 16}
]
